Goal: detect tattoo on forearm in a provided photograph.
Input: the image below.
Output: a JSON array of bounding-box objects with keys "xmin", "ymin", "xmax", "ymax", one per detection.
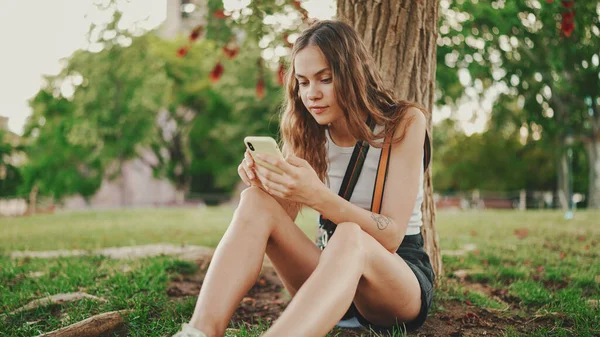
[{"xmin": 371, "ymin": 214, "xmax": 392, "ymax": 230}]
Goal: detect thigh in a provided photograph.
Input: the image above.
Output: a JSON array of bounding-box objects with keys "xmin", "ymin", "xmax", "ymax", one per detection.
[
  {"xmin": 245, "ymin": 188, "xmax": 321, "ymax": 297},
  {"xmin": 353, "ymin": 232, "xmax": 422, "ymax": 327}
]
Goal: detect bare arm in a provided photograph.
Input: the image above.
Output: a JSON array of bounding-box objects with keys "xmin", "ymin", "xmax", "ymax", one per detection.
[{"xmin": 312, "ymin": 108, "xmax": 426, "ymax": 252}]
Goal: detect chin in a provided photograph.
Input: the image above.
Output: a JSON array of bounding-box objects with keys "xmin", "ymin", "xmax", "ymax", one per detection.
[{"xmin": 311, "ymin": 113, "xmax": 334, "ymax": 125}]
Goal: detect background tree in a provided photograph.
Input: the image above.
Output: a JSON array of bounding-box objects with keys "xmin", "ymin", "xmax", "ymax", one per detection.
[
  {"xmin": 20, "ymin": 90, "xmax": 103, "ymax": 201},
  {"xmin": 432, "ymin": 117, "xmax": 561, "ymax": 195},
  {"xmin": 0, "ymin": 131, "xmax": 23, "ymax": 197},
  {"xmin": 437, "ymin": 0, "xmax": 600, "ymax": 208},
  {"xmin": 337, "ymin": 0, "xmax": 442, "ymax": 278},
  {"xmin": 22, "ymin": 24, "xmax": 171, "ymax": 204},
  {"xmin": 153, "ymin": 35, "xmax": 285, "ymax": 203}
]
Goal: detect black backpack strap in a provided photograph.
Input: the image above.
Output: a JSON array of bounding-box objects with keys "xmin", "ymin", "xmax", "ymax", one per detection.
[
  {"xmin": 423, "ymin": 130, "xmax": 431, "ymax": 172},
  {"xmin": 317, "ymin": 116, "xmax": 376, "ymax": 249}
]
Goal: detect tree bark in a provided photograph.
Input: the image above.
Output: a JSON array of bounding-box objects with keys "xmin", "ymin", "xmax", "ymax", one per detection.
[
  {"xmin": 586, "ymin": 102, "xmax": 600, "ymax": 208},
  {"xmin": 556, "ymin": 150, "xmax": 569, "ymax": 210},
  {"xmin": 36, "ymin": 310, "xmax": 131, "ymax": 337},
  {"xmin": 337, "ymin": 0, "xmax": 442, "ymax": 279},
  {"xmin": 118, "ymin": 155, "xmax": 128, "ymax": 207},
  {"xmin": 585, "ymin": 138, "xmax": 600, "ymax": 208}
]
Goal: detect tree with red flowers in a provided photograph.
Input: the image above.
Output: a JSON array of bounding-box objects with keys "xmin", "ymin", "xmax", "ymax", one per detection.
[
  {"xmin": 177, "ymin": 0, "xmax": 313, "ymax": 99},
  {"xmin": 437, "ymin": 0, "xmax": 600, "ymax": 208}
]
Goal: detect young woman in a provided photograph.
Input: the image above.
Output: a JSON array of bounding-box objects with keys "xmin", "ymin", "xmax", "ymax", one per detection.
[{"xmin": 173, "ymin": 20, "xmax": 434, "ymax": 337}]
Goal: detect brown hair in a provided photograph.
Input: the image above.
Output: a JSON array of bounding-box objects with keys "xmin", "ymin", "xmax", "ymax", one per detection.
[{"xmin": 279, "ymin": 20, "xmax": 424, "ymax": 197}]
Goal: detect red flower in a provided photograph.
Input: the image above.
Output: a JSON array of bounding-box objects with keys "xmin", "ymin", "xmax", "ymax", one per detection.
[
  {"xmin": 222, "ymin": 43, "xmax": 239, "ymax": 59},
  {"xmin": 210, "ymin": 62, "xmax": 225, "ymax": 83},
  {"xmin": 189, "ymin": 25, "xmax": 203, "ymax": 41},
  {"xmin": 290, "ymin": 0, "xmax": 308, "ymax": 20},
  {"xmin": 561, "ymin": 11, "xmax": 575, "ymax": 37},
  {"xmin": 277, "ymin": 62, "xmax": 286, "ymax": 86},
  {"xmin": 561, "ymin": 0, "xmax": 574, "ymax": 9},
  {"xmin": 562, "ymin": 11, "xmax": 576, "ymax": 20},
  {"xmin": 213, "ymin": 9, "xmax": 229, "ymax": 19},
  {"xmin": 256, "ymin": 78, "xmax": 265, "ymax": 99},
  {"xmin": 177, "ymin": 46, "xmax": 189, "ymax": 57}
]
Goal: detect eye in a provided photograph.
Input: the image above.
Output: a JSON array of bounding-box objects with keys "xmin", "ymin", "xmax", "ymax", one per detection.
[
  {"xmin": 298, "ymin": 81, "xmax": 308, "ymax": 87},
  {"xmin": 321, "ymin": 78, "xmax": 332, "ymax": 83}
]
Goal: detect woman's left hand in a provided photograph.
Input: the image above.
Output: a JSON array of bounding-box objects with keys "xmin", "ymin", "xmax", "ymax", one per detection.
[{"xmin": 254, "ymin": 152, "xmax": 325, "ymax": 208}]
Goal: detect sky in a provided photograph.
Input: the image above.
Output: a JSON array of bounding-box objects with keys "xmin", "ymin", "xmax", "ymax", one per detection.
[
  {"xmin": 0, "ymin": 0, "xmax": 167, "ymax": 135},
  {"xmin": 0, "ymin": 0, "xmax": 484, "ymax": 136},
  {"xmin": 0, "ymin": 0, "xmax": 339, "ymax": 135}
]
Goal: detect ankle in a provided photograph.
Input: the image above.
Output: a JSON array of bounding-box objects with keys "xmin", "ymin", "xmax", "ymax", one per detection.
[{"xmin": 188, "ymin": 319, "xmax": 222, "ymax": 337}]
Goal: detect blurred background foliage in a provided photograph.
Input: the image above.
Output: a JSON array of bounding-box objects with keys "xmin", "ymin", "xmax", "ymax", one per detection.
[{"xmin": 1, "ymin": 0, "xmax": 598, "ymax": 208}]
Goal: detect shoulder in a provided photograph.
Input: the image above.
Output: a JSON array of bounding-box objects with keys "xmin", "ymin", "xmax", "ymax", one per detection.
[{"xmin": 392, "ymin": 106, "xmax": 426, "ymax": 143}]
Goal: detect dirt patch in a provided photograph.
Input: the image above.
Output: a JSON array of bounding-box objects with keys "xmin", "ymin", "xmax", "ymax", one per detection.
[
  {"xmin": 168, "ymin": 264, "xmax": 288, "ymax": 328},
  {"xmin": 167, "ymin": 257, "xmax": 568, "ymax": 337}
]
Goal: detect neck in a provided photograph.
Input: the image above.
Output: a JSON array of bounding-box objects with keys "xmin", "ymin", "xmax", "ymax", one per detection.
[{"xmin": 328, "ymin": 114, "xmax": 369, "ymax": 147}]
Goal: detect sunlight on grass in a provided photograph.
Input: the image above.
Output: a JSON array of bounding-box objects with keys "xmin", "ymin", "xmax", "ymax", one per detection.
[
  {"xmin": 1, "ymin": 208, "xmax": 599, "ymax": 336},
  {"xmin": 0, "ymin": 206, "xmax": 322, "ymax": 252}
]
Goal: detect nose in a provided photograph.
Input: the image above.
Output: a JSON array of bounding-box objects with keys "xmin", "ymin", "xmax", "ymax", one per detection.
[{"xmin": 306, "ymin": 83, "xmax": 322, "ymax": 101}]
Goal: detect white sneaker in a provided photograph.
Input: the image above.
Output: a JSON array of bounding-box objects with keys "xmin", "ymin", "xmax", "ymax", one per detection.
[
  {"xmin": 172, "ymin": 323, "xmax": 208, "ymax": 337},
  {"xmin": 335, "ymin": 316, "xmax": 363, "ymax": 329}
]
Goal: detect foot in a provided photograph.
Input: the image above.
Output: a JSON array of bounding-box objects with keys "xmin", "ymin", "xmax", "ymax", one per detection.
[{"xmin": 172, "ymin": 323, "xmax": 208, "ymax": 337}]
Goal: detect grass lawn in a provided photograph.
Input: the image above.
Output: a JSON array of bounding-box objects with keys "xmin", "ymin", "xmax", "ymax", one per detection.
[{"xmin": 1, "ymin": 207, "xmax": 599, "ymax": 336}]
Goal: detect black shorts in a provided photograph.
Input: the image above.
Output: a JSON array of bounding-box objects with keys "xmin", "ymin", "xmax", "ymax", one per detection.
[{"xmin": 343, "ymin": 233, "xmax": 435, "ymax": 333}]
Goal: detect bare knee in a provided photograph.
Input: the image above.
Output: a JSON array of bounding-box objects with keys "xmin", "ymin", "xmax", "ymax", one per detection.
[
  {"xmin": 239, "ymin": 186, "xmax": 272, "ymax": 205},
  {"xmin": 321, "ymin": 222, "xmax": 367, "ymax": 267},
  {"xmin": 234, "ymin": 186, "xmax": 288, "ymax": 229}
]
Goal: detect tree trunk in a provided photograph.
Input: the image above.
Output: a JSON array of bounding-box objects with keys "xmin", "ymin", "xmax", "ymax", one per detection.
[
  {"xmin": 175, "ymin": 188, "xmax": 187, "ymax": 204},
  {"xmin": 337, "ymin": 0, "xmax": 442, "ymax": 279},
  {"xmin": 585, "ymin": 138, "xmax": 600, "ymax": 208},
  {"xmin": 556, "ymin": 150, "xmax": 569, "ymax": 210},
  {"xmin": 586, "ymin": 102, "xmax": 600, "ymax": 209},
  {"xmin": 118, "ymin": 155, "xmax": 128, "ymax": 207}
]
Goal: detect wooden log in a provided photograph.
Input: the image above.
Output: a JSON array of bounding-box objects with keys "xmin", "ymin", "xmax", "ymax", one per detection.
[{"xmin": 36, "ymin": 310, "xmax": 131, "ymax": 337}]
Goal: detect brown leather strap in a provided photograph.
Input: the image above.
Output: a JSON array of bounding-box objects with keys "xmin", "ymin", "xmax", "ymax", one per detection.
[
  {"xmin": 370, "ymin": 129, "xmax": 431, "ymax": 214},
  {"xmin": 371, "ymin": 133, "xmax": 393, "ymax": 214}
]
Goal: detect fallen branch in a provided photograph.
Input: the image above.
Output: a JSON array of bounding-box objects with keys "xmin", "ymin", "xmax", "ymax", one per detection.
[
  {"xmin": 9, "ymin": 292, "xmax": 107, "ymax": 315},
  {"xmin": 36, "ymin": 310, "xmax": 131, "ymax": 337}
]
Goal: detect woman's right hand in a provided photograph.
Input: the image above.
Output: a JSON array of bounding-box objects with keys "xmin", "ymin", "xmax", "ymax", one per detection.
[{"xmin": 238, "ymin": 150, "xmax": 262, "ymax": 188}]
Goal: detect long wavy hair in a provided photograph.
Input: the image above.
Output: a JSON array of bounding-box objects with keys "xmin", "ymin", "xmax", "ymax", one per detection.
[{"xmin": 280, "ymin": 20, "xmax": 425, "ymax": 190}]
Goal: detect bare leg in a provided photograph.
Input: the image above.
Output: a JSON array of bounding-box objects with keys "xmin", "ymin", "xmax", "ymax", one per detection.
[
  {"xmin": 263, "ymin": 222, "xmax": 422, "ymax": 337},
  {"xmin": 263, "ymin": 223, "xmax": 366, "ymax": 337},
  {"xmin": 187, "ymin": 187, "xmax": 320, "ymax": 337},
  {"xmin": 187, "ymin": 188, "xmax": 279, "ymax": 336}
]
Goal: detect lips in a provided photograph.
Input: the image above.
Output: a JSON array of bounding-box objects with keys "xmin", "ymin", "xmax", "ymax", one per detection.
[{"xmin": 310, "ymin": 106, "xmax": 328, "ymax": 114}]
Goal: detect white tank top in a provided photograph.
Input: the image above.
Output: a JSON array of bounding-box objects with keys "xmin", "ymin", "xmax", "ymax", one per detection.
[{"xmin": 323, "ymin": 125, "xmax": 424, "ymax": 236}]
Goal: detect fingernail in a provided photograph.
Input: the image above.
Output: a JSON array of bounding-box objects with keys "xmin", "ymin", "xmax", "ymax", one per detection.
[{"xmin": 249, "ymin": 172, "xmax": 254, "ymax": 179}]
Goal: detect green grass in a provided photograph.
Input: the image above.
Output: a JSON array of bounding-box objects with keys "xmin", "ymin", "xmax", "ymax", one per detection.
[
  {"xmin": 1, "ymin": 208, "xmax": 599, "ymax": 336},
  {"xmin": 0, "ymin": 207, "xmax": 319, "ymax": 252}
]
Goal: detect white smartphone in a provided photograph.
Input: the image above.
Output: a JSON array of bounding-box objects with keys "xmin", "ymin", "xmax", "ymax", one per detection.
[{"xmin": 244, "ymin": 136, "xmax": 285, "ymax": 175}]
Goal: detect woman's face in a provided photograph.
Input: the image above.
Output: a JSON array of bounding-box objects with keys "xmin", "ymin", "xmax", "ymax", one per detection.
[{"xmin": 294, "ymin": 45, "xmax": 343, "ymax": 125}]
